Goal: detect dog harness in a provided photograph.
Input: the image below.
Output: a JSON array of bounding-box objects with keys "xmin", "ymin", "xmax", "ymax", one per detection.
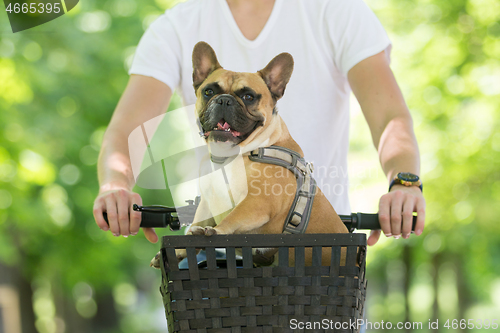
[{"xmin": 249, "ymin": 146, "xmax": 316, "ymax": 234}]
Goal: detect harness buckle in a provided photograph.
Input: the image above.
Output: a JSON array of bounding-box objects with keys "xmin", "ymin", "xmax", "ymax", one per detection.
[
  {"xmin": 250, "ymin": 149, "xmax": 261, "ymax": 158},
  {"xmin": 299, "ymin": 161, "xmax": 314, "ymax": 176},
  {"xmin": 306, "ymin": 162, "xmax": 314, "ymax": 174}
]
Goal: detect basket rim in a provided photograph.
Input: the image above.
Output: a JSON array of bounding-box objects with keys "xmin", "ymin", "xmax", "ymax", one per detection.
[{"xmin": 161, "ymin": 233, "xmax": 367, "ymax": 248}]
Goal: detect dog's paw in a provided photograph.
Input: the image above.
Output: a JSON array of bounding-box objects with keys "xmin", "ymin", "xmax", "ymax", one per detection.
[
  {"xmin": 253, "ymin": 248, "xmax": 276, "ymax": 266},
  {"xmin": 189, "ymin": 226, "xmax": 206, "ymax": 235},
  {"xmin": 189, "ymin": 226, "xmax": 218, "ymax": 236},
  {"xmin": 204, "ymin": 226, "xmax": 217, "ymax": 236},
  {"xmin": 150, "ymin": 251, "xmax": 161, "ymax": 269},
  {"xmin": 175, "ymin": 249, "xmax": 187, "ymax": 262}
]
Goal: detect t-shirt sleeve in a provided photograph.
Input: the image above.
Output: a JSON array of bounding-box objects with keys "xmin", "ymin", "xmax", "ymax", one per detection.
[
  {"xmin": 325, "ymin": 0, "xmax": 392, "ymax": 76},
  {"xmin": 128, "ymin": 13, "xmax": 182, "ymax": 90}
]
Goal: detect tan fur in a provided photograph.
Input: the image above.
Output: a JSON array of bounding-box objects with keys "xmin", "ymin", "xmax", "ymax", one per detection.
[{"xmin": 173, "ymin": 43, "xmax": 349, "ymax": 268}]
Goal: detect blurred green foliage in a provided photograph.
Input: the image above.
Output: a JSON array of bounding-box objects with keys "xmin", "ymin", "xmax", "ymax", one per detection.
[
  {"xmin": 352, "ymin": 0, "xmax": 500, "ymax": 329},
  {"xmin": 0, "ymin": 0, "xmax": 499, "ymax": 331},
  {"xmin": 0, "ymin": 0, "xmax": 184, "ymax": 332}
]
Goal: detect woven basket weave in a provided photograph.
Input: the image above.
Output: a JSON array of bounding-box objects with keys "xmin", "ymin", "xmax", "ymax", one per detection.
[{"xmin": 159, "ymin": 233, "xmax": 367, "ymax": 333}]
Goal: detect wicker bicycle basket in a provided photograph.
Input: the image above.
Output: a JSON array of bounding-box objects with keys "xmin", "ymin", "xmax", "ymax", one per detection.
[{"xmin": 159, "ymin": 233, "xmax": 367, "ymax": 333}]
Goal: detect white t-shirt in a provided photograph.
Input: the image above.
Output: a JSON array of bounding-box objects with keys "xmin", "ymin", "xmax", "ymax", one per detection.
[{"xmin": 129, "ymin": 0, "xmax": 391, "ymax": 214}]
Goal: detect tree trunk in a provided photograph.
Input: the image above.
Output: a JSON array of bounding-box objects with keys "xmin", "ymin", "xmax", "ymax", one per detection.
[
  {"xmin": 456, "ymin": 256, "xmax": 470, "ymax": 333},
  {"xmin": 432, "ymin": 253, "xmax": 440, "ymax": 325},
  {"xmin": 403, "ymin": 244, "xmax": 412, "ymax": 332},
  {"xmin": 53, "ymin": 284, "xmax": 90, "ymax": 333},
  {"xmin": 0, "ymin": 262, "xmax": 37, "ymax": 333},
  {"xmin": 92, "ymin": 291, "xmax": 119, "ymax": 332}
]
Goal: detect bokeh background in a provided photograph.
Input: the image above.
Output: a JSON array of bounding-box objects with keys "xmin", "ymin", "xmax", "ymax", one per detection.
[{"xmin": 0, "ymin": 0, "xmax": 499, "ymax": 332}]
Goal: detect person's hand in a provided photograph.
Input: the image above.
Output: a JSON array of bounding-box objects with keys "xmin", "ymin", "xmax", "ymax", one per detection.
[
  {"xmin": 93, "ymin": 186, "xmax": 158, "ymax": 243},
  {"xmin": 368, "ymin": 185, "xmax": 425, "ymax": 246}
]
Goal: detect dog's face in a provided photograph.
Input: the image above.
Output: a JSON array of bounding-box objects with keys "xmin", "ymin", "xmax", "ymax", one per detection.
[{"xmin": 192, "ymin": 42, "xmax": 293, "ymax": 148}]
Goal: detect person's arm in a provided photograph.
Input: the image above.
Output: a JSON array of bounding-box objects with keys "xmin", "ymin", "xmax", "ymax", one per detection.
[
  {"xmin": 347, "ymin": 51, "xmax": 426, "ymax": 246},
  {"xmin": 93, "ymin": 75, "xmax": 172, "ymax": 243}
]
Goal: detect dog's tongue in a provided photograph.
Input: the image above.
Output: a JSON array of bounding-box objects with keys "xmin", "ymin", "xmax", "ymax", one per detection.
[
  {"xmin": 217, "ymin": 121, "xmax": 230, "ymax": 130},
  {"xmin": 217, "ymin": 121, "xmax": 240, "ymax": 137}
]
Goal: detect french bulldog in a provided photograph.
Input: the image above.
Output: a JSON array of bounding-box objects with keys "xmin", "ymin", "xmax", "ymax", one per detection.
[{"xmin": 151, "ymin": 41, "xmax": 348, "ymax": 268}]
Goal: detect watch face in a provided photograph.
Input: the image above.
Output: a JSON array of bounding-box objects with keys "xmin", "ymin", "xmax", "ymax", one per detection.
[{"xmin": 398, "ymin": 172, "xmax": 419, "ymax": 182}]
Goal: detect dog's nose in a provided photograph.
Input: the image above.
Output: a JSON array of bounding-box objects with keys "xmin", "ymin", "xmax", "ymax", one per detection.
[{"xmin": 217, "ymin": 95, "xmax": 233, "ymax": 106}]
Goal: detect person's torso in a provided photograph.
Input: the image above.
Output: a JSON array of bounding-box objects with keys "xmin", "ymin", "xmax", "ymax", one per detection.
[{"xmin": 165, "ymin": 0, "xmax": 352, "ymax": 213}]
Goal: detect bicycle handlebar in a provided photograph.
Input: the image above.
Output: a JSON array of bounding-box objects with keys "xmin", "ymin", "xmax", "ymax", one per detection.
[
  {"xmin": 103, "ymin": 207, "xmax": 180, "ymax": 229},
  {"xmin": 102, "ymin": 198, "xmax": 417, "ymax": 232},
  {"xmin": 340, "ymin": 212, "xmax": 417, "ymax": 232},
  {"xmin": 102, "ymin": 199, "xmax": 199, "ymax": 231}
]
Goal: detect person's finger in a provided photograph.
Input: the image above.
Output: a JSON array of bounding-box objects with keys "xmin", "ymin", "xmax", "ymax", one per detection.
[
  {"xmin": 415, "ymin": 197, "xmax": 426, "ymax": 236},
  {"xmin": 129, "ymin": 193, "xmax": 142, "ymax": 236},
  {"xmin": 104, "ymin": 195, "xmax": 119, "ymax": 236},
  {"xmin": 401, "ymin": 196, "xmax": 415, "ymax": 239},
  {"xmin": 143, "ymin": 228, "xmax": 159, "ymax": 243},
  {"xmin": 115, "ymin": 190, "xmax": 130, "ymax": 237},
  {"xmin": 378, "ymin": 194, "xmax": 392, "ymax": 237},
  {"xmin": 367, "ymin": 230, "xmax": 381, "ymax": 246},
  {"xmin": 390, "ymin": 190, "xmax": 404, "ymax": 238},
  {"xmin": 93, "ymin": 198, "xmax": 109, "ymax": 231}
]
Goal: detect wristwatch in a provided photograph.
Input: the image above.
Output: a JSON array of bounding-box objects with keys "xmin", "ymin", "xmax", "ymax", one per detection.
[{"xmin": 389, "ymin": 172, "xmax": 423, "ymax": 192}]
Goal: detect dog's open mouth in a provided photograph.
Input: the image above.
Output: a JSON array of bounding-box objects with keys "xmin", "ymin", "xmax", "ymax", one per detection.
[{"xmin": 204, "ymin": 119, "xmax": 241, "ymax": 139}]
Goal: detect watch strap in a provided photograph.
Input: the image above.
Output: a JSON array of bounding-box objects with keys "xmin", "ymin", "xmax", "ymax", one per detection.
[{"xmin": 389, "ymin": 178, "xmax": 423, "ymax": 192}]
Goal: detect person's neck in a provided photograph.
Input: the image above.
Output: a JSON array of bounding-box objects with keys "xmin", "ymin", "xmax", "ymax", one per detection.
[
  {"xmin": 226, "ymin": 0, "xmax": 275, "ymax": 7},
  {"xmin": 226, "ymin": 0, "xmax": 276, "ymax": 41}
]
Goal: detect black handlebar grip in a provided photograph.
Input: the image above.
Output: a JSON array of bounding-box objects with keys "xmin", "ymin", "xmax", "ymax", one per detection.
[
  {"xmin": 102, "ymin": 212, "xmax": 169, "ymax": 228},
  {"xmin": 355, "ymin": 213, "xmax": 417, "ymax": 231},
  {"xmin": 139, "ymin": 212, "xmax": 169, "ymax": 228}
]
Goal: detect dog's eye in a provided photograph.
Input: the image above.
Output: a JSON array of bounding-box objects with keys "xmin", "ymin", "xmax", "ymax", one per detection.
[
  {"xmin": 242, "ymin": 94, "xmax": 254, "ymax": 102},
  {"xmin": 204, "ymin": 89, "xmax": 214, "ymax": 97}
]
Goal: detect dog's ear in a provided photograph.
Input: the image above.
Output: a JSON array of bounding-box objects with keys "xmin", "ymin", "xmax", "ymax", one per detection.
[
  {"xmin": 258, "ymin": 53, "xmax": 294, "ymax": 100},
  {"xmin": 192, "ymin": 42, "xmax": 222, "ymax": 92}
]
